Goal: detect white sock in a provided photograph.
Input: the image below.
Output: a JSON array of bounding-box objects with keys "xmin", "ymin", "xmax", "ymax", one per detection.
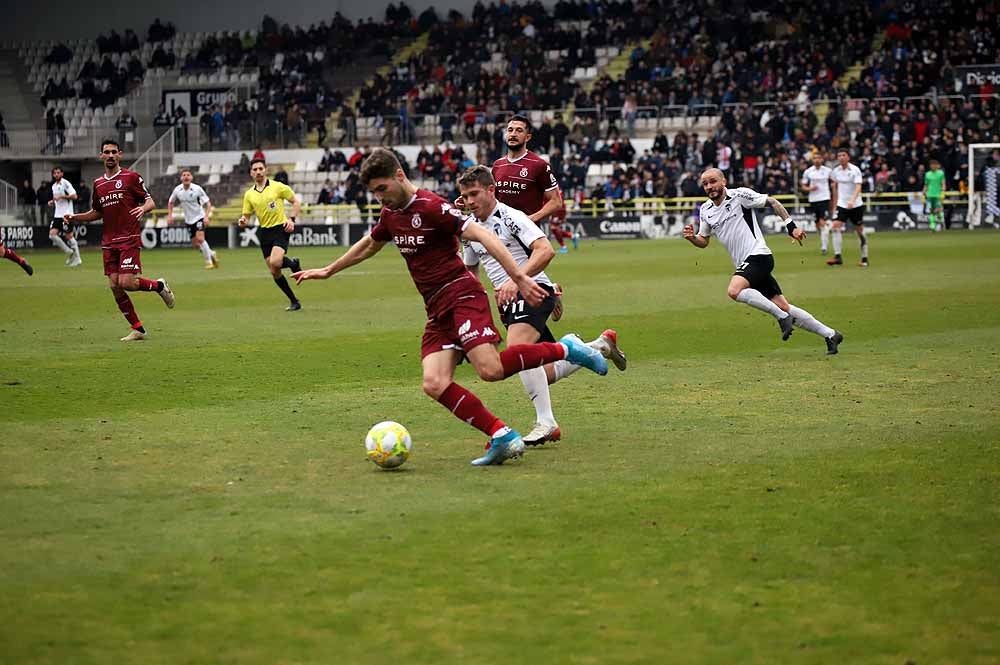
[
  {"xmin": 67, "ymin": 237, "xmax": 79, "ymax": 258},
  {"xmin": 787, "ymin": 304, "xmax": 835, "ymax": 338},
  {"xmin": 832, "ymin": 228, "xmax": 843, "ymax": 255},
  {"xmin": 859, "ymin": 232, "xmax": 869, "ymax": 260},
  {"xmin": 519, "ymin": 367, "xmax": 556, "ymax": 427},
  {"xmin": 819, "ymin": 225, "xmax": 830, "ymax": 251},
  {"xmin": 51, "ymin": 235, "xmax": 71, "ymax": 254},
  {"xmin": 551, "ymin": 359, "xmax": 582, "ymax": 382},
  {"xmin": 736, "ymin": 288, "xmax": 788, "ymax": 320},
  {"xmin": 199, "ymin": 241, "xmax": 213, "ymax": 262}
]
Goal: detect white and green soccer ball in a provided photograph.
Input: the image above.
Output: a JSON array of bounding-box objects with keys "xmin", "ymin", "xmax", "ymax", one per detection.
[{"xmin": 365, "ymin": 421, "xmax": 413, "ymax": 469}]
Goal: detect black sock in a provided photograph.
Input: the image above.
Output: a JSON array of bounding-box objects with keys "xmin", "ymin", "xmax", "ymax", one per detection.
[
  {"xmin": 155, "ymin": 280, "xmax": 164, "ymax": 292},
  {"xmin": 282, "ymin": 256, "xmax": 294, "ymax": 270},
  {"xmin": 137, "ymin": 325, "xmax": 146, "ymax": 333},
  {"xmin": 274, "ymin": 276, "xmax": 297, "ymax": 303}
]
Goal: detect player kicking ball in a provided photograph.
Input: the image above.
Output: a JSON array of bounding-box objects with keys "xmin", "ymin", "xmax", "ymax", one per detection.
[
  {"xmin": 458, "ymin": 165, "xmax": 626, "ymax": 446},
  {"xmin": 294, "ymin": 149, "xmax": 608, "ymax": 466},
  {"xmin": 684, "ymin": 168, "xmax": 843, "ymax": 355}
]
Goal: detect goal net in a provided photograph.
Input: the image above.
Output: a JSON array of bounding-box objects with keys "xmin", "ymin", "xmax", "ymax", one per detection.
[{"xmin": 968, "ymin": 143, "xmax": 1000, "ymax": 228}]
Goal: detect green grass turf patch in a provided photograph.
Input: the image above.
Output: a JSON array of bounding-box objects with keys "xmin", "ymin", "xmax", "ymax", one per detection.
[{"xmin": 1, "ymin": 232, "xmax": 998, "ymax": 664}]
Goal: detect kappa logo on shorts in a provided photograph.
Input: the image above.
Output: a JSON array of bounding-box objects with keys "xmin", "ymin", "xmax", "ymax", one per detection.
[
  {"xmin": 458, "ymin": 319, "xmax": 471, "ymax": 335},
  {"xmin": 482, "ymin": 326, "xmax": 495, "ymax": 337},
  {"xmin": 121, "ymin": 257, "xmax": 133, "ymax": 266},
  {"xmin": 411, "ymin": 213, "xmax": 422, "ymax": 229}
]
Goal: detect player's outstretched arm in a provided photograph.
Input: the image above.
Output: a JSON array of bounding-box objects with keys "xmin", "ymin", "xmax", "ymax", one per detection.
[
  {"xmin": 293, "ymin": 233, "xmax": 386, "ymax": 283},
  {"xmin": 766, "ymin": 196, "xmax": 805, "ymax": 245},
  {"xmin": 462, "ymin": 222, "xmax": 546, "ymax": 306},
  {"xmin": 66, "ymin": 209, "xmax": 102, "ymax": 223},
  {"xmin": 682, "ymin": 224, "xmax": 709, "ymax": 248}
]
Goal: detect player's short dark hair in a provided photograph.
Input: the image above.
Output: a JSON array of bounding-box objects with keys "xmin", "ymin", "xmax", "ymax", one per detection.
[
  {"xmin": 51, "ymin": 165, "xmax": 63, "ymax": 173},
  {"xmin": 458, "ymin": 165, "xmax": 495, "ymax": 189},
  {"xmin": 249, "ymin": 158, "xmax": 266, "ymax": 171},
  {"xmin": 100, "ymin": 139, "xmax": 121, "ymax": 151},
  {"xmin": 507, "ymin": 114, "xmax": 533, "ymax": 133},
  {"xmin": 836, "ymin": 148, "xmax": 850, "ymax": 156},
  {"xmin": 359, "ymin": 148, "xmax": 402, "ymax": 186},
  {"xmin": 180, "ymin": 168, "xmax": 193, "ymax": 175}
]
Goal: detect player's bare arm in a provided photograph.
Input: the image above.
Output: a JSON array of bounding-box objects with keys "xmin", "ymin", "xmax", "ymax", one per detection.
[
  {"xmin": 66, "ymin": 209, "xmax": 102, "ymax": 223},
  {"xmin": 529, "ymin": 188, "xmax": 563, "ymax": 224},
  {"xmin": 294, "ymin": 233, "xmax": 386, "ymax": 283},
  {"xmin": 496, "ymin": 235, "xmax": 555, "ymax": 303},
  {"xmin": 204, "ymin": 200, "xmax": 213, "ymax": 221},
  {"xmin": 166, "ymin": 198, "xmax": 175, "ymax": 224},
  {"xmin": 847, "ymin": 183, "xmax": 861, "ymax": 208},
  {"xmin": 682, "ymin": 224, "xmax": 709, "ymax": 248},
  {"xmin": 462, "ymin": 222, "xmax": 546, "ymax": 306},
  {"xmin": 131, "ymin": 196, "xmax": 155, "ymax": 221},
  {"xmin": 766, "ymin": 196, "xmax": 806, "ymax": 245}
]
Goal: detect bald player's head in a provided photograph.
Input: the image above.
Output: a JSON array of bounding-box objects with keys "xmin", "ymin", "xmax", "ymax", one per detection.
[
  {"xmin": 700, "ymin": 168, "xmax": 727, "ymax": 202},
  {"xmin": 700, "ymin": 168, "xmax": 725, "ymax": 183}
]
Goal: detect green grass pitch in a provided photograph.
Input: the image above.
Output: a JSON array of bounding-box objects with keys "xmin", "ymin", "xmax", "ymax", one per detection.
[{"xmin": 1, "ymin": 232, "xmax": 998, "ymax": 664}]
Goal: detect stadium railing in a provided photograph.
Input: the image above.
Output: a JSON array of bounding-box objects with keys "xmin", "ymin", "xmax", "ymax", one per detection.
[{"xmin": 140, "ymin": 191, "xmax": 966, "ymax": 227}]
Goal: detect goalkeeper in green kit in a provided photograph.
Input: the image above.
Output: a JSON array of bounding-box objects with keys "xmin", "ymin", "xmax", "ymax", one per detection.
[{"xmin": 923, "ymin": 159, "xmax": 946, "ymax": 231}]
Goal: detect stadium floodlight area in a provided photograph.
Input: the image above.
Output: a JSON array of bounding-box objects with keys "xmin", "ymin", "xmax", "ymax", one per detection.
[{"xmin": 968, "ymin": 143, "xmax": 1000, "ymax": 228}]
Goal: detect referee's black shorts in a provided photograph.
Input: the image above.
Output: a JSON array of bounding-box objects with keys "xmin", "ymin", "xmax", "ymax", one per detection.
[
  {"xmin": 259, "ymin": 224, "xmax": 291, "ymax": 258},
  {"xmin": 734, "ymin": 254, "xmax": 782, "ymax": 299}
]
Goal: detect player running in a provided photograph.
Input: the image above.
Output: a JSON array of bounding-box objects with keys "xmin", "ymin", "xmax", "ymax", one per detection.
[
  {"xmin": 458, "ymin": 165, "xmax": 625, "ymax": 446},
  {"xmin": 167, "ymin": 169, "xmax": 218, "ymax": 268},
  {"xmin": 63, "ymin": 139, "xmax": 175, "ymax": 341},
  {"xmin": 923, "ymin": 159, "xmax": 946, "ymax": 231},
  {"xmin": 48, "ymin": 166, "xmax": 81, "ymax": 267},
  {"xmin": 683, "ymin": 168, "xmax": 843, "ymax": 355},
  {"xmin": 294, "ymin": 148, "xmax": 608, "ymax": 466},
  {"xmin": 0, "ymin": 230, "xmax": 33, "ymax": 276},
  {"xmin": 239, "ymin": 159, "xmax": 303, "ymax": 311},
  {"xmin": 828, "ymin": 149, "xmax": 868, "ymax": 267},
  {"xmin": 800, "ymin": 151, "xmax": 833, "ymax": 254}
]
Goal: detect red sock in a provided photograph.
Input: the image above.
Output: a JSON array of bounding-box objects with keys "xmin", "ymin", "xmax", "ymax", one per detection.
[
  {"xmin": 436, "ymin": 382, "xmax": 505, "ymax": 437},
  {"xmin": 499, "ymin": 342, "xmax": 566, "ymax": 378},
  {"xmin": 137, "ymin": 278, "xmax": 160, "ymax": 292},
  {"xmin": 115, "ymin": 293, "xmax": 142, "ymax": 329},
  {"xmin": 3, "ymin": 247, "xmax": 25, "ymax": 265}
]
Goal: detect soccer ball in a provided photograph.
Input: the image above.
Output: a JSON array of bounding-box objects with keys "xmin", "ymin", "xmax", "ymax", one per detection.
[{"xmin": 365, "ymin": 421, "xmax": 412, "ymax": 469}]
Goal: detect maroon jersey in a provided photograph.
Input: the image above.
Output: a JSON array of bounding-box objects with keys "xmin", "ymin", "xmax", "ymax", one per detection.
[
  {"xmin": 491, "ymin": 151, "xmax": 559, "ymax": 218},
  {"xmin": 370, "ymin": 189, "xmax": 482, "ymax": 313},
  {"xmin": 91, "ymin": 168, "xmax": 151, "ymax": 249}
]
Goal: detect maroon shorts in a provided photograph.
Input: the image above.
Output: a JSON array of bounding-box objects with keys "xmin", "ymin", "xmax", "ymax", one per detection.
[
  {"xmin": 421, "ymin": 289, "xmax": 502, "ymax": 359},
  {"xmin": 102, "ymin": 246, "xmax": 142, "ymax": 276}
]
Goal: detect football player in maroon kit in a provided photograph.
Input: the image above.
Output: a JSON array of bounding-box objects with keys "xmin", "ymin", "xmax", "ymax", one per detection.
[
  {"xmin": 491, "ymin": 114, "xmax": 563, "ymax": 227},
  {"xmin": 294, "ymin": 148, "xmax": 607, "ymax": 466},
  {"xmin": 64, "ymin": 139, "xmax": 175, "ymax": 341},
  {"xmin": 0, "ymin": 232, "xmax": 33, "ymax": 276}
]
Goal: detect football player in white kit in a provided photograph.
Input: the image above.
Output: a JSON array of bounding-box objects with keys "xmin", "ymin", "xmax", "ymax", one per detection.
[
  {"xmin": 800, "ymin": 151, "xmax": 834, "ymax": 254},
  {"xmin": 167, "ymin": 169, "xmax": 218, "ymax": 269},
  {"xmin": 457, "ymin": 165, "xmax": 627, "ymax": 446},
  {"xmin": 48, "ymin": 167, "xmax": 81, "ymax": 267},
  {"xmin": 683, "ymin": 168, "xmax": 843, "ymax": 355}
]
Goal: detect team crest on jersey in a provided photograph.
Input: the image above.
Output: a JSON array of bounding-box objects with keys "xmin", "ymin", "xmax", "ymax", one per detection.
[
  {"xmin": 411, "ymin": 213, "xmax": 422, "ymax": 228},
  {"xmin": 115, "ymin": 180, "xmax": 122, "ymax": 189},
  {"xmin": 519, "ymin": 167, "xmax": 528, "ymax": 178}
]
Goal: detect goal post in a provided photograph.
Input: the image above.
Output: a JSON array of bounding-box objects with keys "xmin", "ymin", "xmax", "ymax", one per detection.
[{"xmin": 968, "ymin": 143, "xmax": 1000, "ymax": 228}]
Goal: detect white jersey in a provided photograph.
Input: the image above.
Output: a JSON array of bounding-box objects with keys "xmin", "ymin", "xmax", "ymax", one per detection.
[
  {"xmin": 831, "ymin": 163, "xmax": 863, "ymax": 209},
  {"xmin": 801, "ymin": 165, "xmax": 832, "ymax": 202},
  {"xmin": 168, "ymin": 183, "xmax": 211, "ymax": 223},
  {"xmin": 51, "ymin": 179, "xmax": 76, "ymax": 218},
  {"xmin": 698, "ymin": 187, "xmax": 771, "ymax": 267},
  {"xmin": 462, "ymin": 200, "xmax": 552, "ymax": 288}
]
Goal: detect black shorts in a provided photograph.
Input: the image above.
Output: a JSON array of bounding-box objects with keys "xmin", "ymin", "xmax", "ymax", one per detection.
[
  {"xmin": 188, "ymin": 219, "xmax": 206, "ymax": 234},
  {"xmin": 499, "ymin": 283, "xmax": 557, "ymax": 342},
  {"xmin": 836, "ymin": 206, "xmax": 864, "ymax": 225},
  {"xmin": 734, "ymin": 254, "xmax": 782, "ymax": 299},
  {"xmin": 810, "ymin": 201, "xmax": 831, "ymax": 222},
  {"xmin": 50, "ymin": 218, "xmax": 75, "ymax": 235},
  {"xmin": 259, "ymin": 224, "xmax": 290, "ymax": 257}
]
